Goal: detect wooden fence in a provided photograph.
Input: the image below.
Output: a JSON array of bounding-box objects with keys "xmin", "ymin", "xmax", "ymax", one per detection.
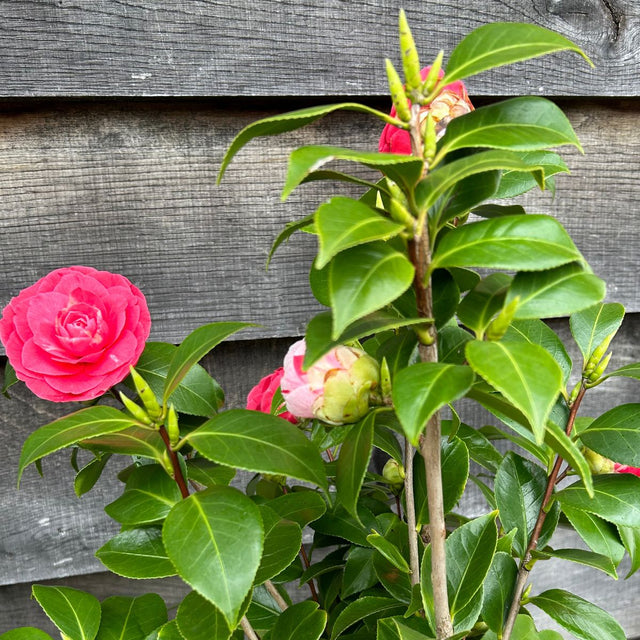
[{"xmin": 0, "ymin": 1, "xmax": 639, "ymax": 636}]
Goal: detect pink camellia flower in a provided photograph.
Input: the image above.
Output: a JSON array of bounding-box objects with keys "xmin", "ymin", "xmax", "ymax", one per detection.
[
  {"xmin": 379, "ymin": 66, "xmax": 474, "ymax": 155},
  {"xmin": 281, "ymin": 339, "xmax": 379, "ymax": 425},
  {"xmin": 583, "ymin": 448, "xmax": 640, "ymax": 477},
  {"xmin": 0, "ymin": 266, "xmax": 151, "ymax": 402},
  {"xmin": 246, "ymin": 367, "xmax": 297, "ymax": 424},
  {"xmin": 613, "ymin": 463, "xmax": 640, "ymax": 477}
]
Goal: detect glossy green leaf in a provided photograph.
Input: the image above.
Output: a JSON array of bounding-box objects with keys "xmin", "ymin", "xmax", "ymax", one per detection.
[
  {"xmin": 329, "ymin": 242, "xmax": 415, "ymax": 339},
  {"xmin": 580, "ymin": 404, "xmax": 640, "ymax": 467},
  {"xmin": 156, "ymin": 621, "xmax": 184, "ymax": 640},
  {"xmin": 163, "ymin": 322, "xmax": 251, "ymax": 402},
  {"xmin": 366, "ymin": 532, "xmax": 410, "ymax": 574},
  {"xmin": 472, "ymin": 203, "xmax": 526, "ymax": 218},
  {"xmin": 163, "ymin": 486, "xmax": 263, "ymax": 626},
  {"xmin": 266, "ymin": 491, "xmax": 327, "ymax": 527},
  {"xmin": 393, "ymin": 362, "xmax": 474, "ymax": 445},
  {"xmin": 373, "ymin": 421, "xmax": 404, "ymax": 464},
  {"xmin": 493, "ymin": 151, "xmax": 566, "ymax": 199},
  {"xmin": 432, "ymin": 214, "xmax": 582, "ymax": 272},
  {"xmin": 466, "ymin": 340, "xmax": 563, "ymax": 443},
  {"xmin": 506, "ymin": 263, "xmax": 606, "ymax": 319},
  {"xmin": 438, "ymin": 324, "xmax": 474, "ymax": 364},
  {"xmin": 504, "ymin": 319, "xmax": 572, "ymax": 385},
  {"xmin": 96, "ymin": 527, "xmax": 175, "ymax": 579},
  {"xmin": 245, "ymin": 585, "xmax": 281, "ymax": 631},
  {"xmin": 186, "ymin": 409, "xmax": 328, "ymax": 491},
  {"xmin": 218, "ymin": 102, "xmax": 406, "ymax": 182},
  {"xmin": 342, "ymin": 547, "xmax": 378, "ymax": 599},
  {"xmin": 132, "ymin": 342, "xmax": 224, "ymax": 417},
  {"xmin": 1, "ymin": 360, "xmax": 18, "ymax": 398},
  {"xmin": 268, "ymin": 213, "xmax": 315, "ymax": 267},
  {"xmin": 376, "ymin": 616, "xmax": 435, "ymax": 640},
  {"xmin": 481, "ymin": 551, "xmax": 518, "ymax": 633},
  {"xmin": 31, "ymin": 585, "xmax": 101, "ymax": 640},
  {"xmin": 414, "ymin": 436, "xmax": 469, "ymax": 525},
  {"xmin": 311, "ymin": 503, "xmax": 377, "ymax": 547},
  {"xmin": 457, "ymin": 273, "xmax": 511, "ymax": 336},
  {"xmin": 445, "ymin": 22, "xmax": 590, "ymax": 84},
  {"xmin": 331, "ymin": 597, "xmax": 405, "ymax": 639},
  {"xmin": 529, "ymin": 589, "xmax": 625, "ymax": 640},
  {"xmin": 617, "ymin": 525, "xmax": 640, "ymax": 578},
  {"xmin": 80, "ymin": 426, "xmax": 165, "ymax": 460},
  {"xmin": 255, "ymin": 505, "xmax": 302, "ymax": 584},
  {"xmin": 417, "ymin": 150, "xmax": 544, "ymax": 213},
  {"xmin": 439, "ymin": 97, "xmax": 581, "ymax": 159},
  {"xmin": 96, "ymin": 594, "xmax": 167, "ymax": 640},
  {"xmin": 603, "ymin": 363, "xmax": 640, "ymax": 382},
  {"xmin": 271, "ymin": 601, "xmax": 327, "ymax": 640},
  {"xmin": 0, "ymin": 630, "xmax": 53, "ymax": 640},
  {"xmin": 544, "ymin": 420, "xmax": 593, "ymax": 497},
  {"xmin": 18, "ymin": 407, "xmax": 140, "ymax": 484},
  {"xmin": 557, "ymin": 474, "xmax": 640, "ymax": 527},
  {"xmin": 336, "ymin": 414, "xmax": 374, "ymax": 520},
  {"xmin": 536, "ymin": 547, "xmax": 618, "ymax": 579},
  {"xmin": 186, "ymin": 458, "xmax": 236, "ymax": 487},
  {"xmin": 481, "ymin": 614, "xmax": 562, "ymax": 640},
  {"xmin": 284, "ymin": 145, "xmax": 423, "ymax": 200},
  {"xmin": 105, "ymin": 465, "xmax": 181, "ymax": 525},
  {"xmin": 304, "ymin": 310, "xmax": 424, "ymax": 369},
  {"xmin": 315, "ymin": 197, "xmax": 405, "ymax": 269},
  {"xmin": 176, "ymin": 591, "xmax": 232, "ymax": 640},
  {"xmin": 431, "ymin": 269, "xmax": 460, "ymax": 329},
  {"xmin": 570, "ymin": 302, "xmax": 625, "ymax": 364},
  {"xmin": 443, "ymin": 421, "xmax": 503, "ymax": 472},
  {"xmin": 495, "ymin": 453, "xmax": 560, "ymax": 557},
  {"xmin": 74, "ymin": 453, "xmax": 111, "ymax": 497}
]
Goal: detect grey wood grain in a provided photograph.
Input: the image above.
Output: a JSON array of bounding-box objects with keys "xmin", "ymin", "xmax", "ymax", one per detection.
[
  {"xmin": 0, "ymin": 99, "xmax": 638, "ymax": 350},
  {"xmin": 0, "ymin": 0, "xmax": 635, "ymax": 97}
]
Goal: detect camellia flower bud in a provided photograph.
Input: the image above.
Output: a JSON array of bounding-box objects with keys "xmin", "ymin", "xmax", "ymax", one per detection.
[
  {"xmin": 382, "ymin": 459, "xmax": 405, "ymax": 487},
  {"xmin": 281, "ymin": 339, "xmax": 380, "ymax": 425},
  {"xmin": 583, "ymin": 447, "xmax": 640, "ymax": 477}
]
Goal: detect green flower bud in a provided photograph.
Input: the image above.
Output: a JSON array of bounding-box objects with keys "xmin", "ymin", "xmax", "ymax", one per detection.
[
  {"xmin": 588, "ymin": 351, "xmax": 612, "ymax": 383},
  {"xmin": 119, "ymin": 391, "xmax": 154, "ymax": 426},
  {"xmin": 486, "ymin": 297, "xmax": 520, "ymax": 341},
  {"xmin": 129, "ymin": 366, "xmax": 163, "ymax": 420},
  {"xmin": 389, "ymin": 197, "xmax": 415, "ymax": 230},
  {"xmin": 382, "ymin": 458, "xmax": 405, "ymax": 487},
  {"xmin": 583, "ymin": 447, "xmax": 615, "ymax": 475},
  {"xmin": 584, "ymin": 331, "xmax": 615, "ymax": 375},
  {"xmin": 380, "ymin": 357, "xmax": 392, "ymax": 402},
  {"xmin": 166, "ymin": 404, "xmax": 180, "ymax": 447},
  {"xmin": 399, "ymin": 10, "xmax": 421, "ymax": 95},
  {"xmin": 385, "ymin": 58, "xmax": 411, "ymax": 123},
  {"xmin": 422, "ymin": 113, "xmax": 437, "ymax": 164},
  {"xmin": 423, "ymin": 50, "xmax": 444, "ymax": 95}
]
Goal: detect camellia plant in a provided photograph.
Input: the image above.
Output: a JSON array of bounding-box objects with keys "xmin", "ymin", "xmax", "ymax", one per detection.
[{"xmin": 3, "ymin": 13, "xmax": 640, "ymax": 640}]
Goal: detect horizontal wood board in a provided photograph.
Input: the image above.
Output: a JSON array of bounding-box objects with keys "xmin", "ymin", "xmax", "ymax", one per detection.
[
  {"xmin": 0, "ymin": 99, "xmax": 638, "ymax": 348},
  {"xmin": 2, "ymin": 316, "xmax": 640, "ymax": 637},
  {"xmin": 0, "ymin": 0, "xmax": 637, "ymax": 97}
]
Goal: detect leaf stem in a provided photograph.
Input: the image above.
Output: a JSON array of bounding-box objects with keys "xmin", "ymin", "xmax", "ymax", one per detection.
[
  {"xmin": 158, "ymin": 424, "xmax": 190, "ymax": 499},
  {"xmin": 299, "ymin": 543, "xmax": 320, "ymax": 603},
  {"xmin": 502, "ymin": 384, "xmax": 587, "ymax": 640},
  {"xmin": 404, "ymin": 437, "xmax": 420, "ymax": 584}
]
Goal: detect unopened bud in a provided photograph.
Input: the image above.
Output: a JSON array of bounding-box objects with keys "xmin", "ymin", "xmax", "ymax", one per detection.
[
  {"xmin": 422, "ymin": 51, "xmax": 444, "ymax": 95},
  {"xmin": 389, "ymin": 197, "xmax": 415, "ymax": 230},
  {"xmin": 486, "ymin": 297, "xmax": 520, "ymax": 341},
  {"xmin": 166, "ymin": 404, "xmax": 180, "ymax": 447},
  {"xmin": 129, "ymin": 366, "xmax": 163, "ymax": 420},
  {"xmin": 382, "ymin": 459, "xmax": 405, "ymax": 487},
  {"xmin": 584, "ymin": 332, "xmax": 615, "ymax": 375},
  {"xmin": 263, "ymin": 473, "xmax": 287, "ymax": 486},
  {"xmin": 399, "ymin": 10, "xmax": 421, "ymax": 94},
  {"xmin": 380, "ymin": 357, "xmax": 392, "ymax": 402},
  {"xmin": 583, "ymin": 447, "xmax": 615, "ymax": 475},
  {"xmin": 568, "ymin": 380, "xmax": 582, "ymax": 406},
  {"xmin": 414, "ymin": 324, "xmax": 435, "ymax": 346},
  {"xmin": 422, "ymin": 113, "xmax": 437, "ymax": 164},
  {"xmin": 588, "ymin": 352, "xmax": 612, "ymax": 383},
  {"xmin": 119, "ymin": 391, "xmax": 154, "ymax": 426},
  {"xmin": 385, "ymin": 59, "xmax": 411, "ymax": 123}
]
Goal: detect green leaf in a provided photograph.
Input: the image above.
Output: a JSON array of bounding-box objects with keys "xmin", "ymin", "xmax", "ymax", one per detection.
[
  {"xmin": 271, "ymin": 601, "xmax": 327, "ymax": 640},
  {"xmin": 506, "ymin": 263, "xmax": 606, "ymax": 319},
  {"xmin": 617, "ymin": 525, "xmax": 640, "ymax": 578},
  {"xmin": 535, "ymin": 547, "xmax": 618, "ymax": 579},
  {"xmin": 18, "ymin": 407, "xmax": 139, "ymax": 484},
  {"xmin": 336, "ymin": 414, "xmax": 375, "ymax": 520},
  {"xmin": 481, "ymin": 615, "xmax": 562, "ymax": 640},
  {"xmin": 104, "ymin": 465, "xmax": 181, "ymax": 525},
  {"xmin": 495, "ymin": 453, "xmax": 560, "ymax": 557},
  {"xmin": 74, "ymin": 453, "xmax": 111, "ymax": 497},
  {"xmin": 457, "ymin": 273, "xmax": 511, "ymax": 336},
  {"xmin": 373, "ymin": 421, "xmax": 404, "ymax": 464},
  {"xmin": 186, "ymin": 458, "xmax": 236, "ymax": 487},
  {"xmin": 557, "ymin": 474, "xmax": 640, "ymax": 527},
  {"xmin": 163, "ymin": 486, "xmax": 264, "ymax": 627},
  {"xmin": 132, "ymin": 342, "xmax": 224, "ymax": 417},
  {"xmin": 493, "ymin": 151, "xmax": 567, "ymax": 199},
  {"xmin": 176, "ymin": 591, "xmax": 232, "ymax": 640},
  {"xmin": 417, "ymin": 150, "xmax": 545, "ymax": 214},
  {"xmin": 579, "ymin": 404, "xmax": 640, "ymax": 467},
  {"xmin": 0, "ymin": 631, "xmax": 53, "ymax": 640},
  {"xmin": 31, "ymin": 585, "xmax": 101, "ymax": 640},
  {"xmin": 439, "ymin": 97, "xmax": 581, "ymax": 158},
  {"xmin": 284, "ymin": 146, "xmax": 423, "ymax": 200},
  {"xmin": 366, "ymin": 532, "xmax": 411, "ymax": 574},
  {"xmin": 96, "ymin": 594, "xmax": 167, "ymax": 640},
  {"xmin": 156, "ymin": 620, "xmax": 185, "ymax": 640},
  {"xmin": 472, "ymin": 203, "xmax": 526, "ymax": 218},
  {"xmin": 443, "ymin": 422, "xmax": 503, "ymax": 472},
  {"xmin": 393, "ymin": 363, "xmax": 474, "ymax": 445},
  {"xmin": 414, "ymin": 436, "xmax": 470, "ymax": 525},
  {"xmin": 432, "ymin": 214, "xmax": 582, "ymax": 272},
  {"xmin": 2, "ymin": 360, "xmax": 18, "ymax": 398},
  {"xmin": 255, "ymin": 505, "xmax": 302, "ymax": 584},
  {"xmin": 304, "ymin": 310, "xmax": 425, "ymax": 369},
  {"xmin": 186, "ymin": 409, "xmax": 328, "ymax": 491},
  {"xmin": 315, "ymin": 197, "xmax": 405, "ymax": 269},
  {"xmin": 529, "ymin": 589, "xmax": 625, "ymax": 640},
  {"xmin": 342, "ymin": 547, "xmax": 378, "ymax": 599},
  {"xmin": 312, "ymin": 503, "xmax": 377, "ymax": 547},
  {"xmin": 96, "ymin": 527, "xmax": 176, "ymax": 579},
  {"xmin": 268, "ymin": 213, "xmax": 315, "ymax": 267},
  {"xmin": 80, "ymin": 426, "xmax": 165, "ymax": 460},
  {"xmin": 438, "ymin": 324, "xmax": 473, "ymax": 364},
  {"xmin": 481, "ymin": 552, "xmax": 518, "ymax": 633},
  {"xmin": 444, "ymin": 22, "xmax": 591, "ymax": 84},
  {"xmin": 544, "ymin": 420, "xmax": 593, "ymax": 497},
  {"xmin": 163, "ymin": 322, "xmax": 251, "ymax": 403},
  {"xmin": 266, "ymin": 490, "xmax": 327, "ymax": 527},
  {"xmin": 570, "ymin": 302, "xmax": 625, "ymax": 365},
  {"xmin": 329, "ymin": 242, "xmax": 415, "ymax": 339},
  {"xmin": 432, "ymin": 269, "xmax": 460, "ymax": 329},
  {"xmin": 466, "ymin": 340, "xmax": 563, "ymax": 443},
  {"xmin": 504, "ymin": 319, "xmax": 572, "ymax": 385},
  {"xmin": 331, "ymin": 597, "xmax": 406, "ymax": 639},
  {"xmin": 218, "ymin": 103, "xmax": 406, "ymax": 182},
  {"xmin": 603, "ymin": 363, "xmax": 640, "ymax": 383},
  {"xmin": 376, "ymin": 616, "xmax": 436, "ymax": 640}
]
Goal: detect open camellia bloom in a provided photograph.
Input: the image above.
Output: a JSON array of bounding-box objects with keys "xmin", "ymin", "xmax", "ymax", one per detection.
[
  {"xmin": 281, "ymin": 339, "xmax": 379, "ymax": 425},
  {"xmin": 0, "ymin": 266, "xmax": 151, "ymax": 402},
  {"xmin": 379, "ymin": 66, "xmax": 474, "ymax": 154},
  {"xmin": 246, "ymin": 367, "xmax": 297, "ymax": 424}
]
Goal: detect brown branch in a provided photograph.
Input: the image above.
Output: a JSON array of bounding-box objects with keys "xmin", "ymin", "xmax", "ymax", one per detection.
[
  {"xmin": 404, "ymin": 437, "xmax": 420, "ymax": 585},
  {"xmin": 264, "ymin": 579, "xmax": 288, "ymax": 611},
  {"xmin": 158, "ymin": 424, "xmax": 190, "ymax": 499},
  {"xmin": 240, "ymin": 616, "xmax": 261, "ymax": 640},
  {"xmin": 502, "ymin": 384, "xmax": 587, "ymax": 639},
  {"xmin": 299, "ymin": 543, "xmax": 320, "ymax": 603}
]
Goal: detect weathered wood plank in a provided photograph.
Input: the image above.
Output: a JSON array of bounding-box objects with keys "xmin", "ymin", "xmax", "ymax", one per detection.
[
  {"xmin": 0, "ymin": 100, "xmax": 638, "ymax": 348},
  {"xmin": 0, "ymin": 1, "xmax": 636, "ymax": 97}
]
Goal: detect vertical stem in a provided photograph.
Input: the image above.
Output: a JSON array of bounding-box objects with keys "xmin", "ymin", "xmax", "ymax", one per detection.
[
  {"xmin": 158, "ymin": 424, "xmax": 190, "ymax": 499},
  {"xmin": 502, "ymin": 385, "xmax": 587, "ymax": 640},
  {"xmin": 299, "ymin": 543, "xmax": 320, "ymax": 603},
  {"xmin": 240, "ymin": 616, "xmax": 261, "ymax": 640},
  {"xmin": 264, "ymin": 579, "xmax": 288, "ymax": 611},
  {"xmin": 404, "ymin": 437, "xmax": 420, "ymax": 584}
]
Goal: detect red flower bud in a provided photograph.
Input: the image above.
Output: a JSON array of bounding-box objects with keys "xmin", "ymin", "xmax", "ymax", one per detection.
[{"xmin": 246, "ymin": 367, "xmax": 297, "ymax": 424}]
